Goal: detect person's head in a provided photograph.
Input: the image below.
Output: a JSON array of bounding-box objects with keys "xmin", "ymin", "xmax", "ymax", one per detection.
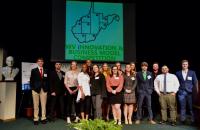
[
  {"xmin": 161, "ymin": 65, "xmax": 169, "ymax": 74},
  {"xmin": 93, "ymin": 64, "xmax": 100, "ymax": 73},
  {"xmin": 115, "ymin": 62, "xmax": 121, "ymax": 70},
  {"xmin": 181, "ymin": 60, "xmax": 189, "ymax": 70},
  {"xmin": 102, "ymin": 63, "xmax": 108, "ymax": 71},
  {"xmin": 111, "ymin": 66, "xmax": 119, "ymax": 77},
  {"xmin": 153, "ymin": 62, "xmax": 159, "ymax": 71},
  {"xmin": 86, "ymin": 60, "xmax": 92, "ymax": 67},
  {"xmin": 141, "ymin": 62, "xmax": 148, "ymax": 71},
  {"xmin": 125, "ymin": 64, "xmax": 131, "ymax": 74},
  {"xmin": 81, "ymin": 64, "xmax": 88, "ymax": 73},
  {"xmin": 130, "ymin": 62, "xmax": 136, "ymax": 72},
  {"xmin": 55, "ymin": 62, "xmax": 62, "ymax": 71},
  {"xmin": 6, "ymin": 56, "xmax": 14, "ymax": 67},
  {"xmin": 70, "ymin": 61, "xmax": 77, "ymax": 70},
  {"xmin": 36, "ymin": 57, "xmax": 44, "ymax": 67}
]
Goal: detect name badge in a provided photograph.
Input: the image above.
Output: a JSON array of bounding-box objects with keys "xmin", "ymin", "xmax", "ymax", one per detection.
[
  {"xmin": 115, "ymin": 77, "xmax": 119, "ymax": 80},
  {"xmin": 147, "ymin": 75, "xmax": 151, "ymax": 79},
  {"xmin": 44, "ymin": 74, "xmax": 47, "ymax": 77},
  {"xmin": 131, "ymin": 77, "xmax": 135, "ymax": 80},
  {"xmin": 95, "ymin": 77, "xmax": 99, "ymax": 79},
  {"xmin": 187, "ymin": 76, "xmax": 192, "ymax": 80}
]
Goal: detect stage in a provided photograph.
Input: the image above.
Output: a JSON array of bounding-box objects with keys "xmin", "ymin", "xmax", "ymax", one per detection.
[{"xmin": 0, "ymin": 118, "xmax": 198, "ymax": 130}]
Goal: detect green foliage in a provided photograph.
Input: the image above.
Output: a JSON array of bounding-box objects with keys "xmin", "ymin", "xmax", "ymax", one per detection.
[{"xmin": 69, "ymin": 119, "xmax": 122, "ymax": 130}]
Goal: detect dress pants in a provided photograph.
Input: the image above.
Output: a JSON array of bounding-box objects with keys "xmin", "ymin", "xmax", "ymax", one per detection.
[
  {"xmin": 136, "ymin": 92, "xmax": 153, "ymax": 120},
  {"xmin": 32, "ymin": 88, "xmax": 47, "ymax": 121},
  {"xmin": 178, "ymin": 91, "xmax": 194, "ymax": 122}
]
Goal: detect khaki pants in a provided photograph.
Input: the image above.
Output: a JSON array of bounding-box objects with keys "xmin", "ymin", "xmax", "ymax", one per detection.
[
  {"xmin": 32, "ymin": 89, "xmax": 47, "ymax": 121},
  {"xmin": 159, "ymin": 94, "xmax": 177, "ymax": 122}
]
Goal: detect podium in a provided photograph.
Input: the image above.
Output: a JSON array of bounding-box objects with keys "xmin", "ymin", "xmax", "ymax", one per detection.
[{"xmin": 0, "ymin": 82, "xmax": 16, "ymax": 121}]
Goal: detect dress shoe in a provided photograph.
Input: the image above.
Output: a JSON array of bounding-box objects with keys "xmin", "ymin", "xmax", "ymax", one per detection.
[
  {"xmin": 41, "ymin": 119, "xmax": 47, "ymax": 124},
  {"xmin": 135, "ymin": 120, "xmax": 140, "ymax": 124},
  {"xmin": 149, "ymin": 120, "xmax": 156, "ymax": 124},
  {"xmin": 34, "ymin": 121, "xmax": 39, "ymax": 125},
  {"xmin": 159, "ymin": 120, "xmax": 167, "ymax": 125},
  {"xmin": 125, "ymin": 120, "xmax": 128, "ymax": 124},
  {"xmin": 171, "ymin": 121, "xmax": 176, "ymax": 126},
  {"xmin": 180, "ymin": 120, "xmax": 186, "ymax": 125},
  {"xmin": 67, "ymin": 117, "xmax": 71, "ymax": 124}
]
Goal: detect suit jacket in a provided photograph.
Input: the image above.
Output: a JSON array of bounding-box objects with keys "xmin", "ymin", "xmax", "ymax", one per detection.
[
  {"xmin": 30, "ymin": 67, "xmax": 49, "ymax": 93},
  {"xmin": 176, "ymin": 70, "xmax": 198, "ymax": 93},
  {"xmin": 136, "ymin": 71, "xmax": 153, "ymax": 95},
  {"xmin": 90, "ymin": 73, "xmax": 107, "ymax": 98},
  {"xmin": 50, "ymin": 70, "xmax": 65, "ymax": 95}
]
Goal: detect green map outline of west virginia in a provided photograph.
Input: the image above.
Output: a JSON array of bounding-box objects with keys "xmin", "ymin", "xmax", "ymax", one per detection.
[{"xmin": 71, "ymin": 2, "xmax": 120, "ymax": 43}]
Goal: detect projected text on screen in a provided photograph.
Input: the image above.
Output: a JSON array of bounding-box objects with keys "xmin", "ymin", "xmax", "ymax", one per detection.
[{"xmin": 65, "ymin": 1, "xmax": 123, "ymax": 61}]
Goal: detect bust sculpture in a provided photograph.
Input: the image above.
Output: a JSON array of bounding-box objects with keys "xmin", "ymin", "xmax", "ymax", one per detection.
[{"xmin": 1, "ymin": 56, "xmax": 19, "ymax": 81}]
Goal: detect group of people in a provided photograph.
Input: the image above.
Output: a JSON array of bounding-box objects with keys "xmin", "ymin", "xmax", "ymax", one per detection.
[{"xmin": 30, "ymin": 58, "xmax": 198, "ymax": 126}]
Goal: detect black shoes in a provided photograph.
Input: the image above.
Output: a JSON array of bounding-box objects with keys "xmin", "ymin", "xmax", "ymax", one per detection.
[
  {"xmin": 34, "ymin": 121, "xmax": 39, "ymax": 125},
  {"xmin": 180, "ymin": 120, "xmax": 186, "ymax": 125},
  {"xmin": 159, "ymin": 120, "xmax": 167, "ymax": 125},
  {"xmin": 41, "ymin": 119, "xmax": 47, "ymax": 124},
  {"xmin": 171, "ymin": 121, "xmax": 176, "ymax": 126}
]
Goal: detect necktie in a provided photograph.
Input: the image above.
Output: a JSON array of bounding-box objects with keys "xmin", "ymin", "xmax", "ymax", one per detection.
[
  {"xmin": 143, "ymin": 72, "xmax": 147, "ymax": 80},
  {"xmin": 163, "ymin": 74, "xmax": 166, "ymax": 94},
  {"xmin": 40, "ymin": 68, "xmax": 43, "ymax": 78}
]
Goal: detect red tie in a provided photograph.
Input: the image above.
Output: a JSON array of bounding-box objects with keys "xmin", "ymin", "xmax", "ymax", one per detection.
[{"xmin": 40, "ymin": 68, "xmax": 43, "ymax": 78}]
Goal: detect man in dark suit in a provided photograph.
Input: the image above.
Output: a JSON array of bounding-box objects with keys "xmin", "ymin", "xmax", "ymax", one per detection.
[
  {"xmin": 176, "ymin": 60, "xmax": 198, "ymax": 124},
  {"xmin": 49, "ymin": 62, "xmax": 65, "ymax": 121},
  {"xmin": 30, "ymin": 57, "xmax": 49, "ymax": 125},
  {"xmin": 151, "ymin": 62, "xmax": 161, "ymax": 119},
  {"xmin": 135, "ymin": 62, "xmax": 156, "ymax": 124}
]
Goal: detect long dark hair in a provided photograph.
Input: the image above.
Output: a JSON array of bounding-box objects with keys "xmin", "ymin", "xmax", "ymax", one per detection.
[{"xmin": 110, "ymin": 65, "xmax": 119, "ymax": 77}]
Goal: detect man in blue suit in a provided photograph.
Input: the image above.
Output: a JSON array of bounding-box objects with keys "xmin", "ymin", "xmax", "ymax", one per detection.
[
  {"xmin": 135, "ymin": 62, "xmax": 156, "ymax": 125},
  {"xmin": 176, "ymin": 60, "xmax": 198, "ymax": 124}
]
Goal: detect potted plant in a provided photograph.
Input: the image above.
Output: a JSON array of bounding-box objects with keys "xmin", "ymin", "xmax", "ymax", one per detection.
[{"xmin": 69, "ymin": 119, "xmax": 122, "ymax": 130}]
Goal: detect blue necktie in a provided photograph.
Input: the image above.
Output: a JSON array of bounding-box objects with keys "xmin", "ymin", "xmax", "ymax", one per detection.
[{"xmin": 164, "ymin": 74, "xmax": 166, "ymax": 94}]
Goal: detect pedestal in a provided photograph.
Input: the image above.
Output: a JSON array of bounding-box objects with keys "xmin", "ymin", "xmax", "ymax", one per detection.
[{"xmin": 0, "ymin": 82, "xmax": 16, "ymax": 121}]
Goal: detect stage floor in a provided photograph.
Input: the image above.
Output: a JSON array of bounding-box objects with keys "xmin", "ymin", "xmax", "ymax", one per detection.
[{"xmin": 0, "ymin": 118, "xmax": 198, "ymax": 130}]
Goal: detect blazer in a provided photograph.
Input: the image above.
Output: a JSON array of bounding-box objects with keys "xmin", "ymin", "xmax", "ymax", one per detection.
[
  {"xmin": 176, "ymin": 70, "xmax": 198, "ymax": 93},
  {"xmin": 90, "ymin": 73, "xmax": 107, "ymax": 98},
  {"xmin": 136, "ymin": 71, "xmax": 153, "ymax": 95},
  {"xmin": 30, "ymin": 67, "xmax": 49, "ymax": 93},
  {"xmin": 50, "ymin": 70, "xmax": 65, "ymax": 95}
]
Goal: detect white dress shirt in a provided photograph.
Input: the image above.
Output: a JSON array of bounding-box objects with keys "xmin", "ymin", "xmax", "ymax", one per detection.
[
  {"xmin": 77, "ymin": 72, "xmax": 91, "ymax": 102},
  {"xmin": 154, "ymin": 73, "xmax": 180, "ymax": 94},
  {"xmin": 182, "ymin": 70, "xmax": 188, "ymax": 80}
]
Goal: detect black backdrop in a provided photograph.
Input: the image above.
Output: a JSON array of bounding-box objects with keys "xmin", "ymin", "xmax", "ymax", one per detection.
[{"xmin": 1, "ymin": 0, "xmax": 199, "ymax": 74}]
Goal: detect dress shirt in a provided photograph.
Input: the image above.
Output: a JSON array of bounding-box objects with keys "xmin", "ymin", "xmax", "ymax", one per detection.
[
  {"xmin": 77, "ymin": 72, "xmax": 91, "ymax": 102},
  {"xmin": 154, "ymin": 73, "xmax": 180, "ymax": 94},
  {"xmin": 182, "ymin": 70, "xmax": 188, "ymax": 81},
  {"xmin": 77, "ymin": 72, "xmax": 91, "ymax": 96}
]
